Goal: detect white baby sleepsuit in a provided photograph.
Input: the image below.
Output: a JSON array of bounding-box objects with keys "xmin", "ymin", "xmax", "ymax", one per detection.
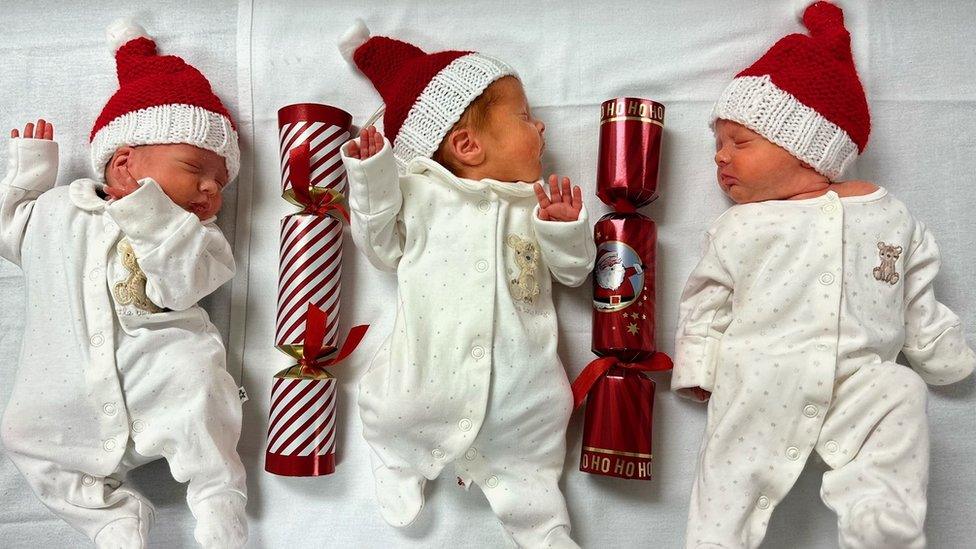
[
  {"xmin": 0, "ymin": 138, "xmax": 247, "ymax": 548},
  {"xmin": 342, "ymin": 139, "xmax": 596, "ymax": 548},
  {"xmin": 672, "ymin": 188, "xmax": 975, "ymax": 549}
]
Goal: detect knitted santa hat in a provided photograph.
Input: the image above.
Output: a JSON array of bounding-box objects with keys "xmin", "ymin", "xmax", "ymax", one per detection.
[
  {"xmin": 90, "ymin": 19, "xmax": 240, "ymax": 181},
  {"xmin": 711, "ymin": 1, "xmax": 869, "ymax": 180},
  {"xmin": 338, "ymin": 20, "xmax": 517, "ymax": 167}
]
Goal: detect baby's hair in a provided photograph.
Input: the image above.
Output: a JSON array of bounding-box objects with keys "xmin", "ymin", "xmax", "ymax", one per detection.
[{"xmin": 432, "ymin": 75, "xmax": 512, "ymax": 170}]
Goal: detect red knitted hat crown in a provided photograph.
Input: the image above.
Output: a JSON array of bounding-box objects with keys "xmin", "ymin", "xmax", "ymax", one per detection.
[
  {"xmin": 338, "ymin": 20, "xmax": 517, "ymax": 168},
  {"xmin": 712, "ymin": 1, "xmax": 870, "ymax": 180},
  {"xmin": 90, "ymin": 19, "xmax": 240, "ymax": 181},
  {"xmin": 352, "ymin": 36, "xmax": 467, "ymax": 143}
]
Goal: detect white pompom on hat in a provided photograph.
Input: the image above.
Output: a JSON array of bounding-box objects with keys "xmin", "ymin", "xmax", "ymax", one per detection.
[{"xmin": 105, "ymin": 18, "xmax": 148, "ymax": 52}]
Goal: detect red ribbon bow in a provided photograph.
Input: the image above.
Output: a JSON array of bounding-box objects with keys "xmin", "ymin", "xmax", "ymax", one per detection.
[
  {"xmin": 289, "ymin": 142, "xmax": 351, "ymax": 222},
  {"xmin": 570, "ymin": 353, "xmax": 673, "ymax": 409},
  {"xmin": 298, "ymin": 303, "xmax": 368, "ymax": 377}
]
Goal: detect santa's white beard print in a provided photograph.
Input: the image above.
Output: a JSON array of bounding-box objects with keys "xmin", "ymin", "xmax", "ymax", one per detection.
[{"xmin": 597, "ymin": 263, "xmax": 625, "ymax": 290}]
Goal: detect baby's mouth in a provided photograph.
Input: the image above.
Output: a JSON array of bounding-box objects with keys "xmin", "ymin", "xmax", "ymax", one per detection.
[
  {"xmin": 190, "ymin": 199, "xmax": 213, "ymax": 218},
  {"xmin": 719, "ymin": 171, "xmax": 739, "ymax": 189}
]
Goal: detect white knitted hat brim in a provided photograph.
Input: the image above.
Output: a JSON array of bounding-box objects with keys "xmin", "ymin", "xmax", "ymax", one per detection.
[
  {"xmin": 90, "ymin": 103, "xmax": 241, "ymax": 182},
  {"xmin": 711, "ymin": 75, "xmax": 858, "ymax": 181},
  {"xmin": 392, "ymin": 52, "xmax": 517, "ymax": 169}
]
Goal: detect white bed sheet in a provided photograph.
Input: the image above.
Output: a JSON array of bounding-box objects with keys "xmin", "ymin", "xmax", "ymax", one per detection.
[{"xmin": 1, "ymin": 0, "xmax": 974, "ymax": 547}]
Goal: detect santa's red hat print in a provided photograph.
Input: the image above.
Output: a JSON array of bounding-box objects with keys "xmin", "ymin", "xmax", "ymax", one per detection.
[{"xmin": 89, "ymin": 18, "xmax": 240, "ymax": 182}]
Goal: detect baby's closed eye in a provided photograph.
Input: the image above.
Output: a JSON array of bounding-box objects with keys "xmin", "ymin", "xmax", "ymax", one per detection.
[{"xmin": 179, "ymin": 160, "xmax": 202, "ymax": 173}]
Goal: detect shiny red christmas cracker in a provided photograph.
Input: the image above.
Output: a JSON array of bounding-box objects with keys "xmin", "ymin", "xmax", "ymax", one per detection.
[
  {"xmin": 596, "ymin": 97, "xmax": 665, "ymax": 209},
  {"xmin": 592, "ymin": 212, "xmax": 658, "ymax": 362},
  {"xmin": 571, "ymin": 98, "xmax": 671, "ymax": 481},
  {"xmin": 579, "ymin": 367, "xmax": 656, "ymax": 480}
]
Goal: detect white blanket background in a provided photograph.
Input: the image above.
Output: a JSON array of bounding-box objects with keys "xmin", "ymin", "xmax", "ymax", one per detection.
[{"xmin": 1, "ymin": 1, "xmax": 973, "ymax": 547}]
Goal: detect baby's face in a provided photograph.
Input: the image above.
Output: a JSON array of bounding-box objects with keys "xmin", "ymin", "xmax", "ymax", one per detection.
[
  {"xmin": 124, "ymin": 144, "xmax": 228, "ymax": 219},
  {"xmin": 477, "ymin": 77, "xmax": 546, "ymax": 182},
  {"xmin": 713, "ymin": 119, "xmax": 817, "ymax": 204}
]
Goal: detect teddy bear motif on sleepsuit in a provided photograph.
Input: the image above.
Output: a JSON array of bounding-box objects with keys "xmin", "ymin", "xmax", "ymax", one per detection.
[
  {"xmin": 872, "ymin": 241, "xmax": 902, "ymax": 285},
  {"xmin": 506, "ymin": 234, "xmax": 541, "ymax": 304},
  {"xmin": 113, "ymin": 238, "xmax": 164, "ymax": 313}
]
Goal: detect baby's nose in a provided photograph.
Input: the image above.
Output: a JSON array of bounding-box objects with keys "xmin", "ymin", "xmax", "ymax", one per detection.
[
  {"xmin": 200, "ymin": 179, "xmax": 220, "ymax": 195},
  {"xmin": 536, "ymin": 119, "xmax": 546, "ymax": 134}
]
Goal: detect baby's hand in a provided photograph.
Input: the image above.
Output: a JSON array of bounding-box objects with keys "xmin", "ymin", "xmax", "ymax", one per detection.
[
  {"xmin": 534, "ymin": 175, "xmax": 583, "ymax": 222},
  {"xmin": 10, "ymin": 119, "xmax": 54, "ymax": 140},
  {"xmin": 104, "ymin": 167, "xmax": 141, "ymax": 201},
  {"xmin": 345, "ymin": 126, "xmax": 384, "ymax": 160}
]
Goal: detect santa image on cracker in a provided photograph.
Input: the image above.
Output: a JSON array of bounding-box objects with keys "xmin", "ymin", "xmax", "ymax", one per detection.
[{"xmin": 593, "ymin": 245, "xmax": 644, "ymax": 310}]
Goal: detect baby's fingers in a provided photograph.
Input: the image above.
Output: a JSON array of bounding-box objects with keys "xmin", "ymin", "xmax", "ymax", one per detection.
[
  {"xmin": 11, "ymin": 119, "xmax": 54, "ymax": 139},
  {"xmin": 533, "ymin": 182, "xmax": 551, "ymax": 209},
  {"xmin": 370, "ymin": 127, "xmax": 383, "ymax": 154},
  {"xmin": 548, "ymin": 174, "xmax": 560, "ymax": 200},
  {"xmin": 561, "ymin": 176, "xmax": 572, "ymax": 204},
  {"xmin": 360, "ymin": 128, "xmax": 372, "ymax": 155},
  {"xmin": 571, "ymin": 185, "xmax": 583, "ymax": 210},
  {"xmin": 364, "ymin": 128, "xmax": 376, "ymax": 156},
  {"xmin": 345, "ymin": 139, "xmax": 361, "ymax": 159}
]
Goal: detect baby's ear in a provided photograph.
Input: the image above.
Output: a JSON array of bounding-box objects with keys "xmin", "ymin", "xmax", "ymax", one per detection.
[
  {"xmin": 109, "ymin": 147, "xmax": 133, "ymax": 167},
  {"xmin": 447, "ymin": 127, "xmax": 485, "ymax": 167},
  {"xmin": 105, "ymin": 147, "xmax": 134, "ymax": 183}
]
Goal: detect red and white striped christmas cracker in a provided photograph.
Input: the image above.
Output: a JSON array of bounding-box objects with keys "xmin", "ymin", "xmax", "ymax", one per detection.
[
  {"xmin": 266, "ymin": 304, "xmax": 368, "ymax": 477},
  {"xmin": 266, "ymin": 375, "xmax": 338, "ymax": 476},
  {"xmin": 278, "ymin": 103, "xmax": 352, "ymax": 205},
  {"xmin": 275, "ymin": 213, "xmax": 342, "ymax": 356},
  {"xmin": 268, "ymin": 103, "xmax": 364, "ymax": 477}
]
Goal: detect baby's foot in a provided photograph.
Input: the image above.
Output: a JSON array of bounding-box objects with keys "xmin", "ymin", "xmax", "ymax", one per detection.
[
  {"xmin": 191, "ymin": 492, "xmax": 248, "ymax": 548},
  {"xmin": 542, "ymin": 525, "xmax": 582, "ymax": 549},
  {"xmin": 845, "ymin": 498, "xmax": 924, "ymax": 549},
  {"xmin": 94, "ymin": 516, "xmax": 150, "ymax": 549},
  {"xmin": 372, "ymin": 462, "xmax": 426, "ymax": 527}
]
